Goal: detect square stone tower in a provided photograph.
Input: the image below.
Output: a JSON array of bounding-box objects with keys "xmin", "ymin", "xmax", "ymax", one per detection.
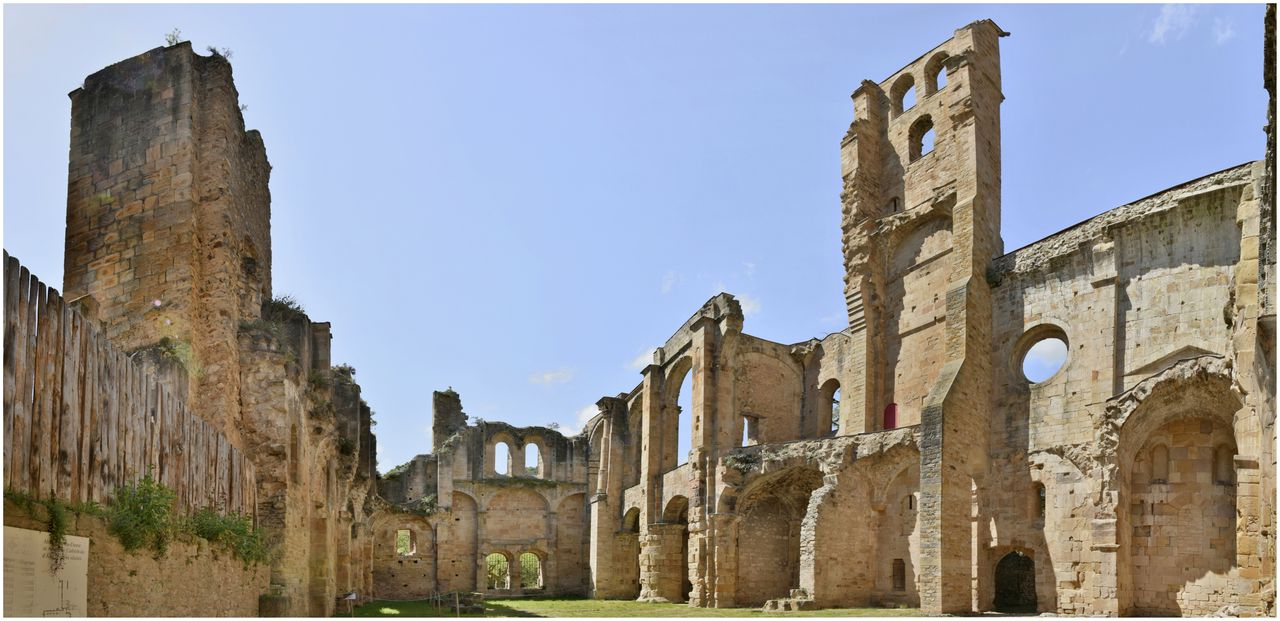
[
  {"xmin": 62, "ymin": 41, "xmax": 272, "ymax": 444},
  {"xmin": 838, "ymin": 20, "xmax": 1007, "ymax": 613}
]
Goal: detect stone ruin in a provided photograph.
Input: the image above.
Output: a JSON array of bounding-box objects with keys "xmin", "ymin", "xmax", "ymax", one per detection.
[{"xmin": 3, "ymin": 12, "xmax": 1276, "ymax": 618}]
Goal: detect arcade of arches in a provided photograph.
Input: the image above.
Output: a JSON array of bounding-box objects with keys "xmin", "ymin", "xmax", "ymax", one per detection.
[{"xmin": 370, "ymin": 17, "xmax": 1275, "ymax": 617}]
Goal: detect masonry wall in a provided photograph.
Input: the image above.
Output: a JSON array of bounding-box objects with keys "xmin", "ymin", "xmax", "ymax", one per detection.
[{"xmin": 4, "ymin": 504, "xmax": 268, "ymax": 617}]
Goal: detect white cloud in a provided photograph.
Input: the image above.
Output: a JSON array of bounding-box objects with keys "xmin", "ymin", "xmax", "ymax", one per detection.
[
  {"xmin": 529, "ymin": 368, "xmax": 574, "ymax": 385},
  {"xmin": 1148, "ymin": 4, "xmax": 1197, "ymax": 44},
  {"xmin": 561, "ymin": 404, "xmax": 600, "ymax": 435},
  {"xmin": 1212, "ymin": 18, "xmax": 1236, "ymax": 45},
  {"xmin": 629, "ymin": 347, "xmax": 657, "ymax": 371},
  {"xmin": 743, "ymin": 261, "xmax": 756, "ymax": 278},
  {"xmin": 661, "ymin": 270, "xmax": 678, "ymax": 294},
  {"xmin": 738, "ymin": 293, "xmax": 762, "ymax": 316}
]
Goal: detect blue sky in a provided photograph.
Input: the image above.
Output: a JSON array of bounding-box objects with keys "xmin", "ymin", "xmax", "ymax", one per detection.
[{"xmin": 4, "ymin": 4, "xmax": 1267, "ymax": 473}]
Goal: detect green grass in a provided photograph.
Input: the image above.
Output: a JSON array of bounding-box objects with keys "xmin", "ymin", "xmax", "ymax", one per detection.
[{"xmin": 349, "ymin": 597, "xmax": 921, "ymax": 618}]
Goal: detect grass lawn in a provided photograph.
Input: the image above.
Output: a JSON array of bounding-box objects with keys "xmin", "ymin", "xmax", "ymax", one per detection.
[{"xmin": 349, "ymin": 597, "xmax": 921, "ymax": 618}]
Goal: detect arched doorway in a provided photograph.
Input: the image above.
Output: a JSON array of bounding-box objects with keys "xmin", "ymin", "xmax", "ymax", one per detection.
[
  {"xmin": 733, "ymin": 467, "xmax": 824, "ymax": 607},
  {"xmin": 662, "ymin": 496, "xmax": 691, "ymax": 602},
  {"xmin": 993, "ymin": 551, "xmax": 1036, "ymax": 613}
]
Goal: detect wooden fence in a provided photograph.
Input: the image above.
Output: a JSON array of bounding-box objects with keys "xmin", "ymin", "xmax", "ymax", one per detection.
[{"xmin": 3, "ymin": 251, "xmax": 257, "ymax": 518}]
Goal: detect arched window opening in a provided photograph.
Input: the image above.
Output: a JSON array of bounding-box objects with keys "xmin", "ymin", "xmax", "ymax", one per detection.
[
  {"xmin": 925, "ymin": 52, "xmax": 950, "ymax": 95},
  {"xmin": 820, "ymin": 378, "xmax": 841, "ymax": 437},
  {"xmin": 741, "ymin": 415, "xmax": 758, "ymax": 447},
  {"xmin": 1034, "ymin": 483, "xmax": 1046, "ymax": 518},
  {"xmin": 830, "ymin": 388, "xmax": 841, "ymax": 436},
  {"xmin": 495, "ymin": 442, "xmax": 511, "ymax": 476},
  {"xmin": 891, "ymin": 74, "xmax": 916, "ymax": 116},
  {"xmin": 883, "ymin": 403, "xmax": 898, "ymax": 430},
  {"xmin": 395, "ymin": 529, "xmax": 416, "ymax": 556},
  {"xmin": 676, "ymin": 372, "xmax": 693, "ymax": 466},
  {"xmin": 1021, "ymin": 335, "xmax": 1068, "ymax": 383},
  {"xmin": 892, "ymin": 558, "xmax": 906, "ymax": 591},
  {"xmin": 1150, "ymin": 444, "xmax": 1169, "ymax": 484},
  {"xmin": 1214, "ymin": 445, "xmax": 1235, "ymax": 485},
  {"xmin": 904, "ymin": 493, "xmax": 915, "ymax": 512},
  {"xmin": 519, "ymin": 552, "xmax": 543, "ymax": 590},
  {"xmin": 525, "ymin": 443, "xmax": 541, "ymax": 478},
  {"xmin": 485, "ymin": 553, "xmax": 511, "ymax": 590},
  {"xmin": 908, "ymin": 116, "xmax": 935, "ymax": 162}
]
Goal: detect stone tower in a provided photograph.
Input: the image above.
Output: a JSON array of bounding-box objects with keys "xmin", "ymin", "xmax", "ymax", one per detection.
[
  {"xmin": 838, "ymin": 20, "xmax": 1006, "ymax": 613},
  {"xmin": 62, "ymin": 41, "xmax": 272, "ymax": 445}
]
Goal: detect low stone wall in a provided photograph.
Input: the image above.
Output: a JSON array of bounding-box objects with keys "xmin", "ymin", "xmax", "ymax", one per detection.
[{"xmin": 4, "ymin": 501, "xmax": 268, "ymax": 616}]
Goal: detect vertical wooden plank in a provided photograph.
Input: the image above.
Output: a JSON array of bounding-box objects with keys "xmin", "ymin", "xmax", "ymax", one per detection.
[
  {"xmin": 104, "ymin": 343, "xmax": 118, "ymax": 495},
  {"xmin": 45, "ymin": 290, "xmax": 65, "ymax": 500},
  {"xmin": 4, "ymin": 253, "xmax": 21, "ymax": 490},
  {"xmin": 74, "ymin": 312, "xmax": 91, "ymax": 504},
  {"xmin": 90, "ymin": 330, "xmax": 107, "ymax": 503},
  {"xmin": 122, "ymin": 358, "xmax": 134, "ymax": 482},
  {"xmin": 29, "ymin": 280, "xmax": 50, "ymax": 499},
  {"xmin": 57, "ymin": 302, "xmax": 80, "ymax": 500},
  {"xmin": 14, "ymin": 268, "xmax": 36, "ymax": 493}
]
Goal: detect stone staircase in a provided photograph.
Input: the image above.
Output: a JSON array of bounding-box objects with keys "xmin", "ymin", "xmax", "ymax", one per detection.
[{"xmin": 762, "ymin": 589, "xmax": 817, "ymax": 612}]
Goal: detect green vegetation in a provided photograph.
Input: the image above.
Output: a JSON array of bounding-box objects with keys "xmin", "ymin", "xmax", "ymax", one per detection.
[
  {"xmin": 185, "ymin": 507, "xmax": 270, "ymax": 565},
  {"xmin": 351, "ymin": 597, "xmax": 921, "ymax": 618},
  {"xmin": 478, "ymin": 476, "xmax": 557, "ymax": 489},
  {"xmin": 9, "ymin": 472, "xmax": 271, "ymax": 566},
  {"xmin": 106, "ymin": 471, "xmax": 177, "ymax": 555},
  {"xmin": 164, "ymin": 28, "xmax": 184, "ymax": 46},
  {"xmin": 519, "ymin": 554, "xmax": 542, "ymax": 590},
  {"xmin": 485, "ymin": 553, "xmax": 510, "ymax": 590},
  {"xmin": 263, "ymin": 294, "xmax": 307, "ymax": 323},
  {"xmin": 721, "ymin": 451, "xmax": 761, "ymax": 474}
]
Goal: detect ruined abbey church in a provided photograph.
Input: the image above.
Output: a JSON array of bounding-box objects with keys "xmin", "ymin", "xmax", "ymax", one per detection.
[{"xmin": 3, "ymin": 15, "xmax": 1276, "ymax": 618}]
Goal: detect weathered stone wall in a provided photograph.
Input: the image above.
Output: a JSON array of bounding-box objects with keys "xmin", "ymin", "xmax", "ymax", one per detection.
[
  {"xmin": 36, "ymin": 41, "xmax": 383, "ymax": 618},
  {"xmin": 4, "ymin": 503, "xmax": 269, "ymax": 617}
]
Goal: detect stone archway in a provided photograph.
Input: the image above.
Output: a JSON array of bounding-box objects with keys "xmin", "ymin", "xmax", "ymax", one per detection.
[{"xmin": 993, "ymin": 551, "xmax": 1036, "ymax": 612}]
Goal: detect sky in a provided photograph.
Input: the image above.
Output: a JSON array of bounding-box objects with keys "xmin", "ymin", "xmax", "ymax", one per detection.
[{"xmin": 3, "ymin": 4, "xmax": 1268, "ymax": 473}]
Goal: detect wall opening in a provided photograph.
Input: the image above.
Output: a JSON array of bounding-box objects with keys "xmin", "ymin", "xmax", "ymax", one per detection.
[
  {"xmin": 676, "ymin": 372, "xmax": 693, "ymax": 466},
  {"xmin": 883, "ymin": 403, "xmax": 897, "ymax": 430},
  {"xmin": 891, "ymin": 73, "xmax": 916, "ymax": 116},
  {"xmin": 993, "ymin": 551, "xmax": 1036, "ymax": 612},
  {"xmin": 741, "ymin": 415, "xmax": 758, "ymax": 447},
  {"xmin": 1021, "ymin": 334, "xmax": 1068, "ymax": 383},
  {"xmin": 1034, "ymin": 483, "xmax": 1046, "ymax": 519},
  {"xmin": 485, "ymin": 553, "xmax": 511, "ymax": 590},
  {"xmin": 820, "ymin": 378, "xmax": 841, "ymax": 437},
  {"xmin": 925, "ymin": 52, "xmax": 950, "ymax": 95},
  {"xmin": 495, "ymin": 442, "xmax": 511, "ymax": 476},
  {"xmin": 519, "ymin": 552, "xmax": 543, "ymax": 590},
  {"xmin": 525, "ymin": 443, "xmax": 541, "ymax": 478},
  {"xmin": 892, "ymin": 558, "xmax": 906, "ymax": 591},
  {"xmin": 395, "ymin": 529, "xmax": 416, "ymax": 556},
  {"xmin": 908, "ymin": 115, "xmax": 934, "ymax": 162}
]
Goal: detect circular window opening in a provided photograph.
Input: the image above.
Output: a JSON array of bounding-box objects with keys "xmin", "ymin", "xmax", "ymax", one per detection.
[{"xmin": 1021, "ymin": 335, "xmax": 1067, "ymax": 383}]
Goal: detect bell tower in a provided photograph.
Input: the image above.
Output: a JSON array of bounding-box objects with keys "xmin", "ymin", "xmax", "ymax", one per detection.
[{"xmin": 837, "ymin": 20, "xmax": 1007, "ymax": 613}]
